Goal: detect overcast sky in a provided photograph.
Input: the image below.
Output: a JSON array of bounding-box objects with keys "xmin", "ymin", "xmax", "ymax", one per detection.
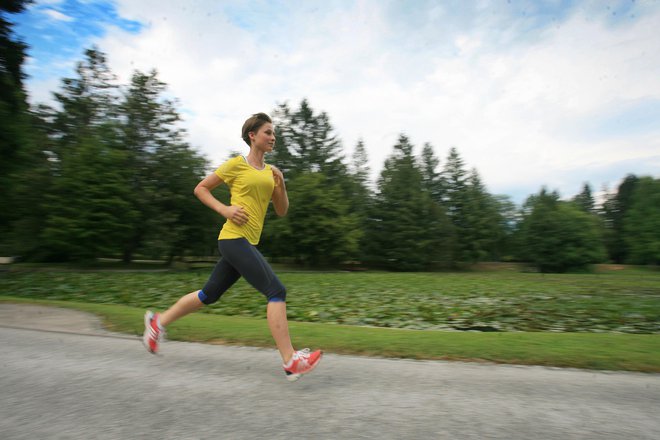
[{"xmin": 14, "ymin": 0, "xmax": 660, "ymax": 204}]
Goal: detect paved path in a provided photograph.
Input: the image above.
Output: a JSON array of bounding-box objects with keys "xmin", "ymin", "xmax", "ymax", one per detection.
[{"xmin": 1, "ymin": 304, "xmax": 660, "ymax": 439}]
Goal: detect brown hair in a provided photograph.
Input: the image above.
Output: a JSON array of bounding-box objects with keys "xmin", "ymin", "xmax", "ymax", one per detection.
[{"xmin": 241, "ymin": 112, "xmax": 272, "ymax": 146}]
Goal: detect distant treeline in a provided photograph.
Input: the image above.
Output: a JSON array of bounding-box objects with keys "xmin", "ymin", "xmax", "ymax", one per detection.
[{"xmin": 1, "ymin": 4, "xmax": 658, "ymax": 271}]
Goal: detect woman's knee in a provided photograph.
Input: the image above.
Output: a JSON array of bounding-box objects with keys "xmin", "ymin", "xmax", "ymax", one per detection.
[
  {"xmin": 265, "ymin": 283, "xmax": 287, "ymax": 302},
  {"xmin": 198, "ymin": 289, "xmax": 221, "ymax": 305}
]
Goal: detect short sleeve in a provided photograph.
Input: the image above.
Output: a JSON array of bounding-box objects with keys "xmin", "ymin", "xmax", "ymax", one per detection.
[{"xmin": 215, "ymin": 156, "xmax": 240, "ymax": 185}]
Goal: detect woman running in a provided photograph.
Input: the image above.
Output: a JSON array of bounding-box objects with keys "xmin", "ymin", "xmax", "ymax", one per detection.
[{"xmin": 143, "ymin": 112, "xmax": 322, "ymax": 381}]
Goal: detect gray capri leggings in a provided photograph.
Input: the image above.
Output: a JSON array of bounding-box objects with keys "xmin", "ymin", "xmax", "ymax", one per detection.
[{"xmin": 198, "ymin": 238, "xmax": 286, "ymax": 304}]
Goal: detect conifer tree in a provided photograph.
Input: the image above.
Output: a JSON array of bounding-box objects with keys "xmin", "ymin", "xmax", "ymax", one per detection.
[
  {"xmin": 366, "ymin": 135, "xmax": 453, "ymax": 270},
  {"xmin": 573, "ymin": 182, "xmax": 595, "ymax": 213},
  {"xmin": 119, "ymin": 69, "xmax": 209, "ymax": 262},
  {"xmin": 601, "ymin": 174, "xmax": 639, "ymax": 263},
  {"xmin": 39, "ymin": 48, "xmax": 135, "ymax": 260},
  {"xmin": 419, "ymin": 142, "xmax": 443, "ymax": 204}
]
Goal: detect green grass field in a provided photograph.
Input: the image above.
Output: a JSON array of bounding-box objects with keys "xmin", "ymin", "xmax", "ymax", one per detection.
[{"xmin": 1, "ymin": 267, "xmax": 659, "ymax": 372}]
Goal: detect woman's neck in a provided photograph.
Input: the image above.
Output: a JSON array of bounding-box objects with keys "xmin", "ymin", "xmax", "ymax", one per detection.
[{"xmin": 246, "ymin": 150, "xmax": 266, "ymax": 169}]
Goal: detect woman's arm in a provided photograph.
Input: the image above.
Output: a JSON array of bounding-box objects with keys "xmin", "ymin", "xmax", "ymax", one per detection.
[
  {"xmin": 194, "ymin": 172, "xmax": 249, "ymax": 225},
  {"xmin": 271, "ymin": 166, "xmax": 289, "ymax": 217}
]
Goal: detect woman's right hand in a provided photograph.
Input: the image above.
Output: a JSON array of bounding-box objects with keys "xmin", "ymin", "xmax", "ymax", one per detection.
[{"xmin": 222, "ymin": 205, "xmax": 249, "ymax": 226}]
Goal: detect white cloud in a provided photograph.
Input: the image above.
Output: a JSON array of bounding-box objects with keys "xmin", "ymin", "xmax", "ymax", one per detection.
[
  {"xmin": 47, "ymin": 0, "xmax": 660, "ymax": 202},
  {"xmin": 42, "ymin": 8, "xmax": 74, "ymax": 22}
]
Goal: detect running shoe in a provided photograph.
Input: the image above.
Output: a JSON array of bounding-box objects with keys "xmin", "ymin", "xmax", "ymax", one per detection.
[
  {"xmin": 143, "ymin": 311, "xmax": 165, "ymax": 354},
  {"xmin": 283, "ymin": 348, "xmax": 323, "ymax": 381}
]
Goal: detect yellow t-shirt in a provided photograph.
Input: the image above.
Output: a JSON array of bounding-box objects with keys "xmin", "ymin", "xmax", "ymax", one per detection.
[{"xmin": 215, "ymin": 155, "xmax": 275, "ymax": 245}]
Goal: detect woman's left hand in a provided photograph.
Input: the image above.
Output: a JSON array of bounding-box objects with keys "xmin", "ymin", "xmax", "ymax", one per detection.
[{"xmin": 272, "ymin": 166, "xmax": 285, "ymax": 188}]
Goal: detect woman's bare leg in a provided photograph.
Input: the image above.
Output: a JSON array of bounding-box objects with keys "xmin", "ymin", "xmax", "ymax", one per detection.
[
  {"xmin": 159, "ymin": 291, "xmax": 204, "ymax": 327},
  {"xmin": 267, "ymin": 301, "xmax": 295, "ymax": 364}
]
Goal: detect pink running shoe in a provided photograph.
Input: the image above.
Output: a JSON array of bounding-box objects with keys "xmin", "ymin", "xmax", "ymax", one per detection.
[
  {"xmin": 143, "ymin": 311, "xmax": 165, "ymax": 354},
  {"xmin": 283, "ymin": 348, "xmax": 323, "ymax": 382}
]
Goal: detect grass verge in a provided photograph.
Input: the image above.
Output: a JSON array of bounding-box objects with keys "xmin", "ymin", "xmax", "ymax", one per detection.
[{"xmin": 2, "ymin": 296, "xmax": 659, "ymax": 373}]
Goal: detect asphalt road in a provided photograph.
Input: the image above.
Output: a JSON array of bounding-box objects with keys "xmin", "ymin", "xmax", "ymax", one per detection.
[{"xmin": 1, "ymin": 304, "xmax": 660, "ymax": 440}]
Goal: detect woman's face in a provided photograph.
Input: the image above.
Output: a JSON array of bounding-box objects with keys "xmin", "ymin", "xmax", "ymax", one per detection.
[{"xmin": 251, "ymin": 123, "xmax": 276, "ymax": 153}]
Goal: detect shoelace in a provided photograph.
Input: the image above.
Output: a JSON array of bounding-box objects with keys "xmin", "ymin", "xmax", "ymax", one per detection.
[{"xmin": 293, "ymin": 348, "xmax": 312, "ymax": 367}]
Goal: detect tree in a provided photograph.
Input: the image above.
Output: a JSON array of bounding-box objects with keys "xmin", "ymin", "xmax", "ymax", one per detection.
[
  {"xmin": 419, "ymin": 142, "xmax": 443, "ymax": 204},
  {"xmin": 518, "ymin": 188, "xmax": 605, "ymax": 272},
  {"xmin": 7, "ymin": 109, "xmax": 58, "ymax": 258},
  {"xmin": 460, "ymin": 169, "xmax": 505, "ymax": 263},
  {"xmin": 263, "ymin": 172, "xmax": 361, "ymax": 266},
  {"xmin": 572, "ymin": 182, "xmax": 595, "ymax": 213},
  {"xmin": 34, "ymin": 48, "xmax": 135, "ymax": 261},
  {"xmin": 365, "ymin": 135, "xmax": 453, "ymax": 270},
  {"xmin": 350, "ymin": 139, "xmax": 370, "ymax": 189},
  {"xmin": 264, "ymin": 99, "xmax": 355, "ymax": 263},
  {"xmin": 347, "ymin": 139, "xmax": 373, "ymax": 261},
  {"xmin": 271, "ymin": 99, "xmax": 347, "ymax": 182},
  {"xmin": 52, "ymin": 47, "xmax": 120, "ymax": 144},
  {"xmin": 491, "ymin": 194, "xmax": 519, "ymax": 260},
  {"xmin": 118, "ymin": 69, "xmax": 209, "ymax": 262},
  {"xmin": 439, "ymin": 147, "xmax": 470, "ymax": 261},
  {"xmin": 623, "ymin": 177, "xmax": 660, "ymax": 265},
  {"xmin": 40, "ymin": 135, "xmax": 137, "ymax": 260},
  {"xmin": 270, "ymin": 102, "xmax": 297, "ymax": 176},
  {"xmin": 0, "ymin": 0, "xmax": 33, "ymax": 252},
  {"xmin": 601, "ymin": 174, "xmax": 639, "ymax": 263}
]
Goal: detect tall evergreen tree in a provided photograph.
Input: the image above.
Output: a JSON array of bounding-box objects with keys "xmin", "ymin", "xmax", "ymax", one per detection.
[
  {"xmin": 461, "ymin": 169, "xmax": 504, "ymax": 262},
  {"xmin": 419, "ymin": 142, "xmax": 443, "ymax": 204},
  {"xmin": 52, "ymin": 47, "xmax": 120, "ymax": 145},
  {"xmin": 39, "ymin": 48, "xmax": 135, "ymax": 261},
  {"xmin": 350, "ymin": 139, "xmax": 370, "ymax": 188},
  {"xmin": 118, "ymin": 69, "xmax": 209, "ymax": 262},
  {"xmin": 347, "ymin": 139, "xmax": 373, "ymax": 262},
  {"xmin": 601, "ymin": 174, "xmax": 639, "ymax": 263},
  {"xmin": 271, "ymin": 99, "xmax": 347, "ymax": 182},
  {"xmin": 365, "ymin": 135, "xmax": 453, "ymax": 270},
  {"xmin": 573, "ymin": 182, "xmax": 595, "ymax": 213},
  {"xmin": 270, "ymin": 102, "xmax": 297, "ymax": 176},
  {"xmin": 440, "ymin": 147, "xmax": 469, "ymax": 261}
]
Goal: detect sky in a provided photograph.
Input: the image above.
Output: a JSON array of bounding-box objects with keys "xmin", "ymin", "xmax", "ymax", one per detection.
[{"xmin": 12, "ymin": 0, "xmax": 660, "ymax": 204}]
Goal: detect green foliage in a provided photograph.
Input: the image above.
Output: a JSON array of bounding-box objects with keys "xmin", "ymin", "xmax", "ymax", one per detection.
[
  {"xmin": 435, "ymin": 148, "xmax": 507, "ymax": 263},
  {"xmin": 265, "ymin": 172, "xmax": 361, "ymax": 265},
  {"xmin": 41, "ymin": 136, "xmax": 138, "ymax": 260},
  {"xmin": 118, "ymin": 69, "xmax": 210, "ymax": 262},
  {"xmin": 0, "ymin": 1, "xmax": 33, "ymax": 251},
  {"xmin": 263, "ymin": 99, "xmax": 364, "ymax": 263},
  {"xmin": 624, "ymin": 177, "xmax": 660, "ymax": 265},
  {"xmin": 366, "ymin": 135, "xmax": 453, "ymax": 270},
  {"xmin": 419, "ymin": 142, "xmax": 443, "ymax": 203},
  {"xmin": 0, "ymin": 15, "xmax": 648, "ymax": 270},
  {"xmin": 518, "ymin": 189, "xmax": 606, "ymax": 272},
  {"xmin": 573, "ymin": 182, "xmax": 595, "ymax": 213},
  {"xmin": 2, "ymin": 46, "xmax": 210, "ymax": 262},
  {"xmin": 271, "ymin": 99, "xmax": 346, "ymax": 182},
  {"xmin": 344, "ymin": 139, "xmax": 374, "ymax": 261},
  {"xmin": 601, "ymin": 175, "xmax": 640, "ymax": 263},
  {"xmin": 2, "ymin": 269, "xmax": 659, "ymax": 334},
  {"xmin": 461, "ymin": 170, "xmax": 505, "ymax": 263}
]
